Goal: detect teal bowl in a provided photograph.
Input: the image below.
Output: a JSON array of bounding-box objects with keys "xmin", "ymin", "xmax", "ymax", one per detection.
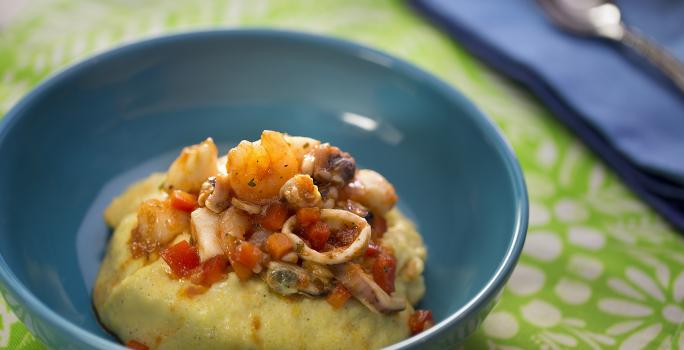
[{"xmin": 0, "ymin": 30, "xmax": 527, "ymax": 349}]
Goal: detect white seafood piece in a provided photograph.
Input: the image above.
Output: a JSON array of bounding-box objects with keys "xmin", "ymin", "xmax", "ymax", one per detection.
[
  {"xmin": 190, "ymin": 208, "xmax": 223, "ymax": 262},
  {"xmin": 230, "ymin": 197, "xmax": 262, "ymax": 215},
  {"xmin": 219, "ymin": 206, "xmax": 250, "ymax": 240},
  {"xmin": 332, "ymin": 263, "xmax": 406, "ymax": 314}
]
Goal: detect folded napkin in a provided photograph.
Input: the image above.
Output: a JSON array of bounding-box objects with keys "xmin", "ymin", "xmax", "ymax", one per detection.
[{"xmin": 412, "ymin": 0, "xmax": 684, "ymax": 230}]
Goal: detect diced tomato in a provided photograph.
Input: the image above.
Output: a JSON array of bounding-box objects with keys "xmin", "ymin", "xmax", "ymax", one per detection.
[
  {"xmin": 304, "ymin": 221, "xmax": 330, "ymax": 251},
  {"xmin": 160, "ymin": 240, "xmax": 200, "ymax": 277},
  {"xmin": 408, "ymin": 310, "xmax": 434, "ymax": 335},
  {"xmin": 296, "ymin": 207, "xmax": 320, "ymax": 227},
  {"xmin": 326, "ymin": 284, "xmax": 352, "ymax": 309},
  {"xmin": 199, "ymin": 255, "xmax": 228, "ymax": 286},
  {"xmin": 169, "ymin": 190, "xmax": 198, "ymax": 212},
  {"xmin": 231, "ymin": 261, "xmax": 254, "ymax": 281},
  {"xmin": 260, "ymin": 202, "xmax": 289, "ymax": 230},
  {"xmin": 126, "ymin": 340, "xmax": 149, "ymax": 350},
  {"xmin": 234, "ymin": 241, "xmax": 264, "ymax": 270},
  {"xmin": 371, "ymin": 214, "xmax": 387, "ymax": 238},
  {"xmin": 365, "ymin": 242, "xmax": 381, "ymax": 257},
  {"xmin": 372, "ymin": 251, "xmax": 396, "ymax": 294},
  {"xmin": 266, "ymin": 233, "xmax": 294, "ymax": 260}
]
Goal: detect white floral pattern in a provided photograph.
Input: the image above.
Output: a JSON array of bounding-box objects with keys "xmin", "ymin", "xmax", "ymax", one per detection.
[
  {"xmin": 522, "ymin": 300, "xmax": 615, "ymax": 349},
  {"xmin": 468, "ymin": 91, "xmax": 684, "ymax": 349},
  {"xmin": 0, "ymin": 298, "xmax": 18, "ymax": 348},
  {"xmin": 599, "ymin": 261, "xmax": 684, "ymax": 349}
]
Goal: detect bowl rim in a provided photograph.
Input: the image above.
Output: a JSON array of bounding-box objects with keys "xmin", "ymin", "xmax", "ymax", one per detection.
[{"xmin": 0, "ymin": 28, "xmax": 528, "ymax": 349}]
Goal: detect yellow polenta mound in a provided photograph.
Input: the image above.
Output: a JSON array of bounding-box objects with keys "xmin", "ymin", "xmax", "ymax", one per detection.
[{"xmin": 93, "ymin": 173, "xmax": 427, "ymax": 350}]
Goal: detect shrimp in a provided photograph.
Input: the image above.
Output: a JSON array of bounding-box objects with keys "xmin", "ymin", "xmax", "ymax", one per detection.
[
  {"xmin": 283, "ymin": 135, "xmax": 320, "ymax": 164},
  {"xmin": 165, "ymin": 138, "xmax": 218, "ymax": 193},
  {"xmin": 227, "ymin": 130, "xmax": 299, "ymax": 204}
]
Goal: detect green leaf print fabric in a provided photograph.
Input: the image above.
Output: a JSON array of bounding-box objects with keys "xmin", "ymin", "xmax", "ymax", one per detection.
[{"xmin": 1, "ymin": 1, "xmax": 683, "ymax": 349}]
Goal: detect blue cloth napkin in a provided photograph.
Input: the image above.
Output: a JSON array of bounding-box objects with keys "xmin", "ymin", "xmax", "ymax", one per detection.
[{"xmin": 412, "ymin": 0, "xmax": 684, "ymax": 230}]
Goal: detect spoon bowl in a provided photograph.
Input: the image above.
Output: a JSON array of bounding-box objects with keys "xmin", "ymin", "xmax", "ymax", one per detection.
[
  {"xmin": 537, "ymin": 0, "xmax": 684, "ymax": 92},
  {"xmin": 536, "ymin": 0, "xmax": 623, "ymax": 39}
]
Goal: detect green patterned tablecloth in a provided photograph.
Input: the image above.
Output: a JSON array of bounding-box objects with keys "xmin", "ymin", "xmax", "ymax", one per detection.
[{"xmin": 2, "ymin": 1, "xmax": 684, "ymax": 349}]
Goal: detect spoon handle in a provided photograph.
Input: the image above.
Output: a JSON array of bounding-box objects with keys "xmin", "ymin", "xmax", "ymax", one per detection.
[{"xmin": 620, "ymin": 27, "xmax": 684, "ymax": 93}]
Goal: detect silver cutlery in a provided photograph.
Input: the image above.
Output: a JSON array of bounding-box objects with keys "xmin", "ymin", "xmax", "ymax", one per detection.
[{"xmin": 537, "ymin": 0, "xmax": 684, "ymax": 93}]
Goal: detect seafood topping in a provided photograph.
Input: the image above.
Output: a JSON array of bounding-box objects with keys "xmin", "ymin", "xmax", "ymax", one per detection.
[
  {"xmin": 311, "ymin": 144, "xmax": 356, "ymax": 185},
  {"xmin": 331, "ymin": 263, "xmax": 405, "ymax": 314},
  {"xmin": 125, "ymin": 131, "xmax": 429, "ymax": 322},
  {"xmin": 198, "ymin": 175, "xmax": 232, "ymax": 213},
  {"xmin": 264, "ymin": 261, "xmax": 331, "ymax": 297}
]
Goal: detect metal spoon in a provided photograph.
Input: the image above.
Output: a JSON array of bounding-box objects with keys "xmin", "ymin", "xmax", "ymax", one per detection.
[{"xmin": 537, "ymin": 0, "xmax": 684, "ymax": 93}]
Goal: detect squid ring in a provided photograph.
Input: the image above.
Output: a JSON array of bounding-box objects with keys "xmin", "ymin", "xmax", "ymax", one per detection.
[{"xmin": 282, "ymin": 209, "xmax": 370, "ymax": 265}]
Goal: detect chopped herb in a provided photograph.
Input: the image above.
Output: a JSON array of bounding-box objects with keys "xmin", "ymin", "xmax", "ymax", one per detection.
[
  {"xmin": 158, "ymin": 182, "xmax": 165, "ymax": 190},
  {"xmin": 248, "ymin": 178, "xmax": 256, "ymax": 187},
  {"xmin": 303, "ymin": 142, "xmax": 310, "ymax": 148}
]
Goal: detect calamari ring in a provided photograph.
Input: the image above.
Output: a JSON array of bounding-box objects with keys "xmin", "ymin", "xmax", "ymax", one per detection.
[{"xmin": 282, "ymin": 209, "xmax": 370, "ymax": 265}]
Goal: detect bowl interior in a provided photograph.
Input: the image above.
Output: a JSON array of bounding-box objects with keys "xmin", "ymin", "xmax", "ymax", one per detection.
[{"xmin": 0, "ymin": 31, "xmax": 524, "ymax": 345}]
